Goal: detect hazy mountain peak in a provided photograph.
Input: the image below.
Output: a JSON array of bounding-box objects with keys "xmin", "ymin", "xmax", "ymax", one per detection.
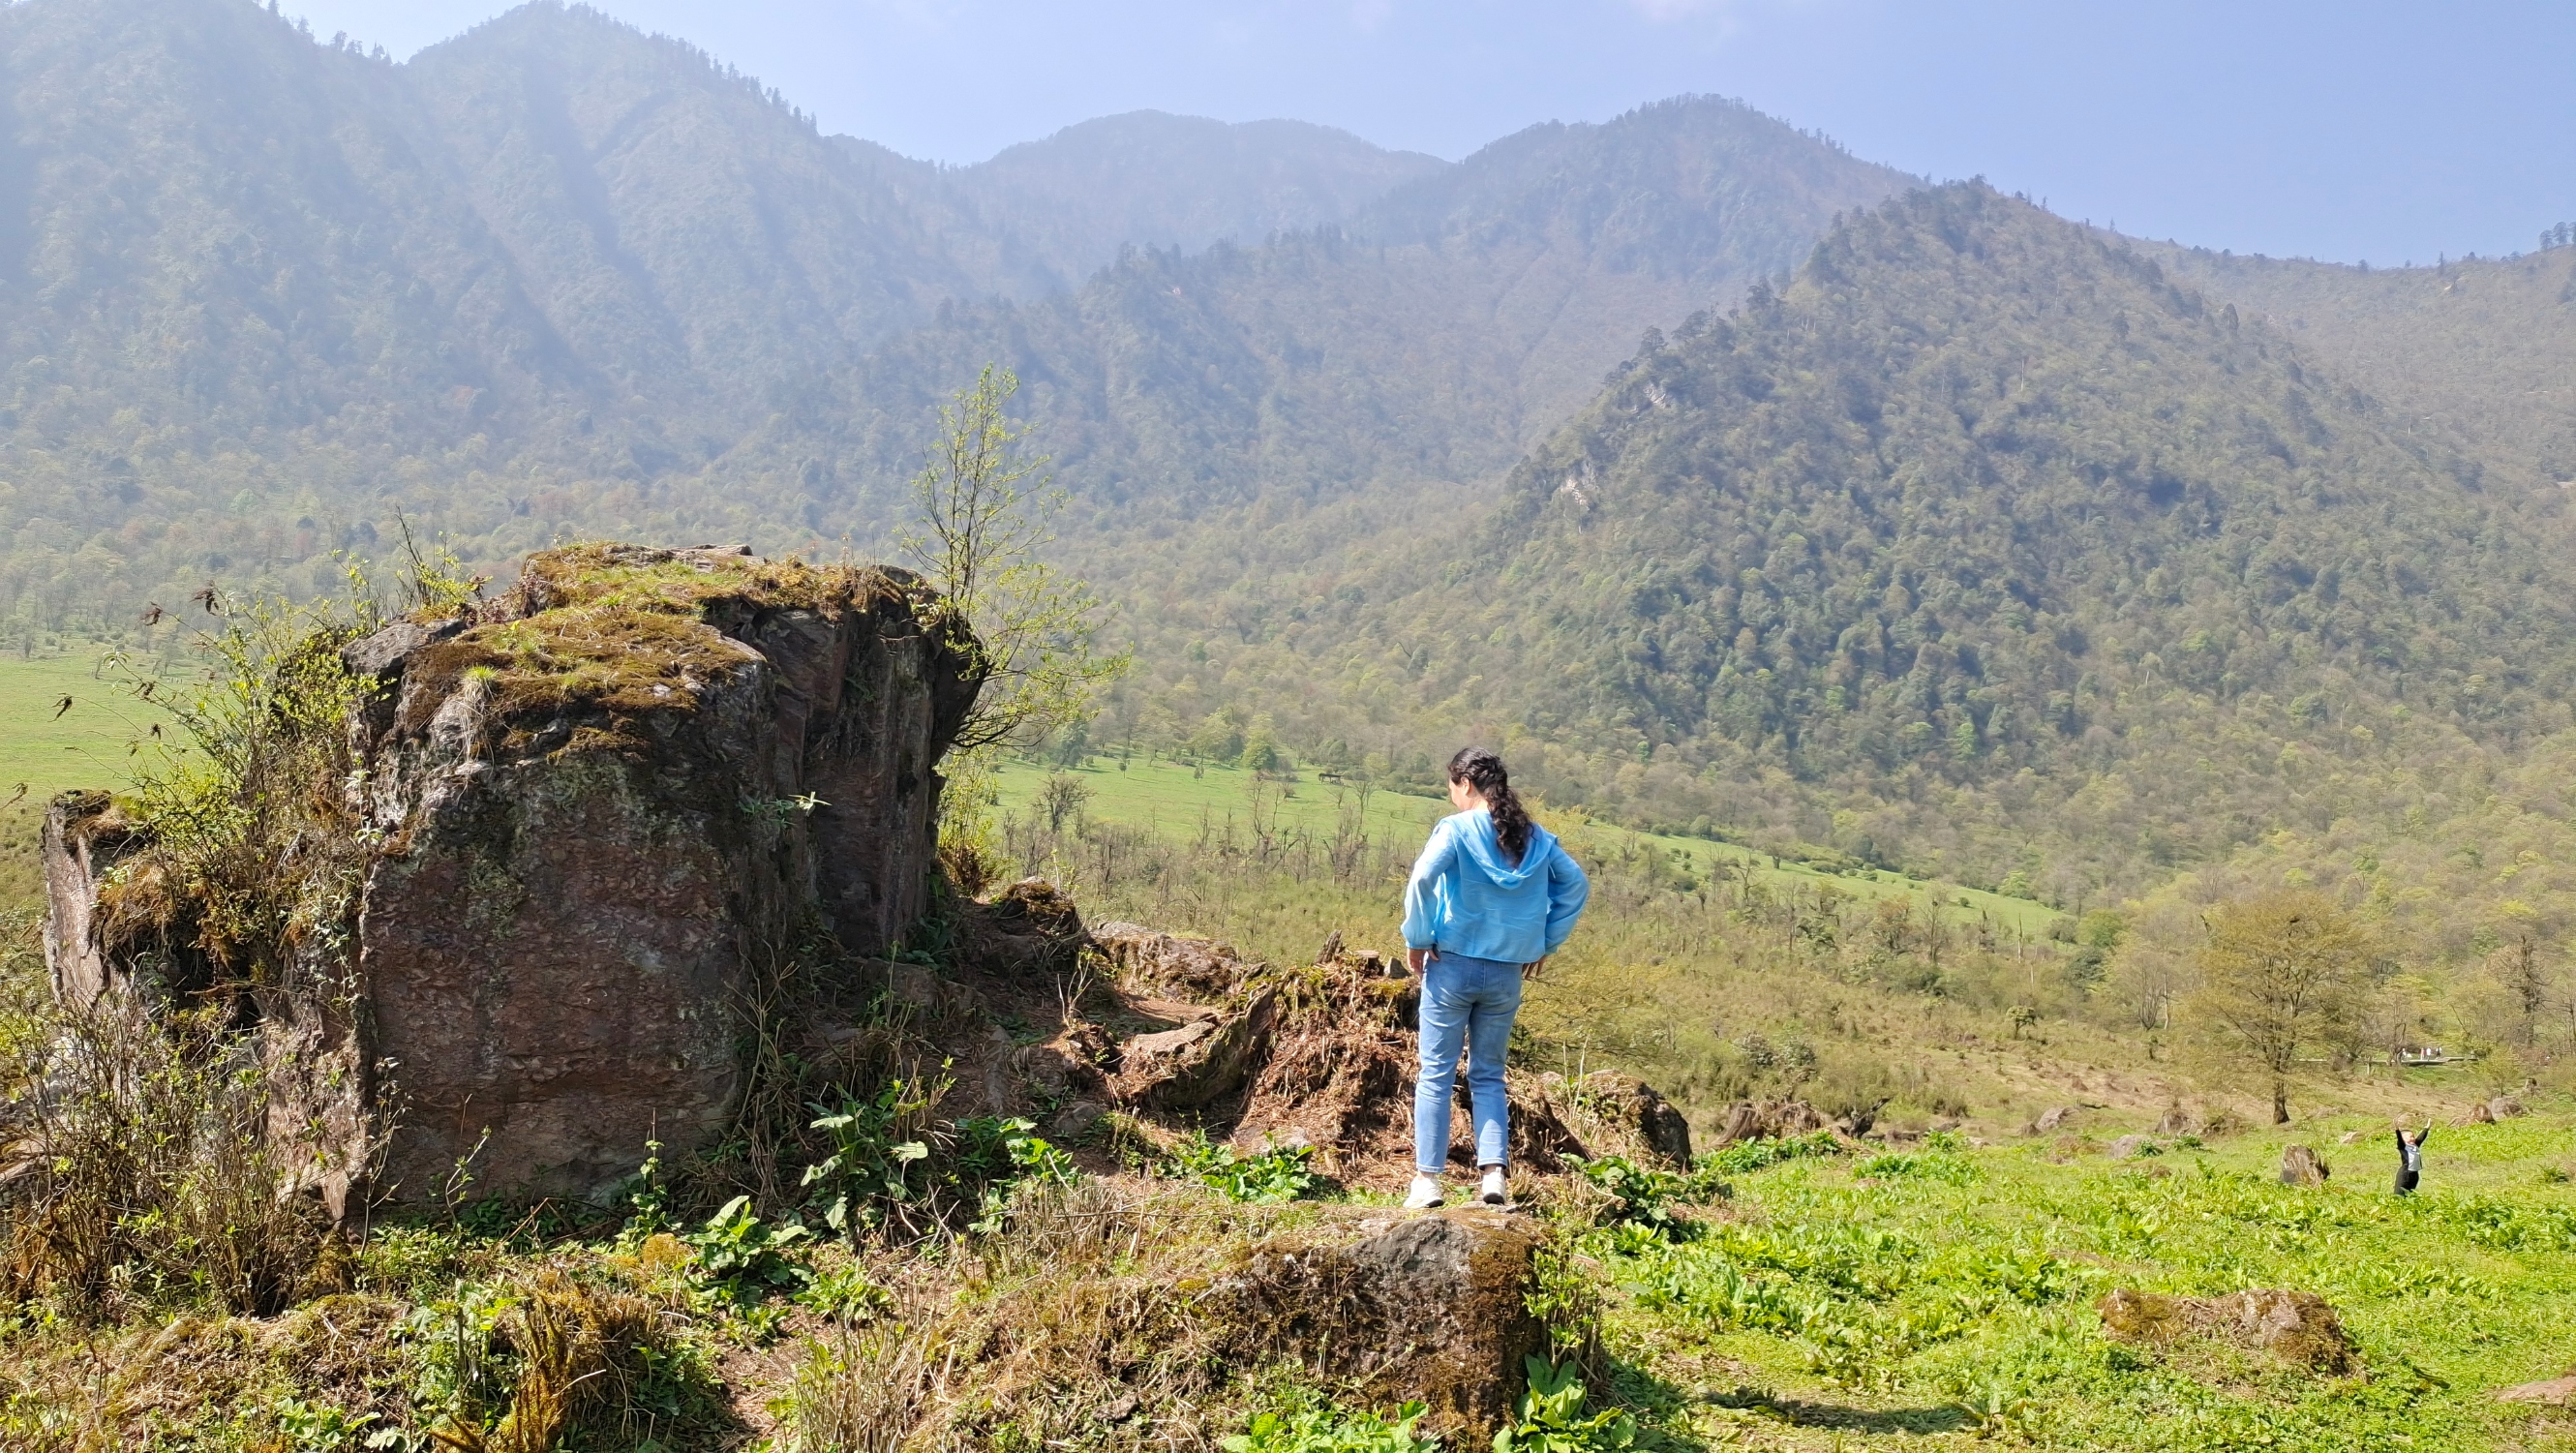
[
  {"xmin": 947, "ymin": 109, "xmax": 1448, "ymax": 284},
  {"xmin": 1356, "ymin": 93, "xmax": 1919, "ymax": 268}
]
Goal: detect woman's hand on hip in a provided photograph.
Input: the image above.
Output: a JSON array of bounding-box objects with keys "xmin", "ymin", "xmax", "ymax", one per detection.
[{"xmin": 1407, "ymin": 947, "xmax": 1435, "ymax": 974}]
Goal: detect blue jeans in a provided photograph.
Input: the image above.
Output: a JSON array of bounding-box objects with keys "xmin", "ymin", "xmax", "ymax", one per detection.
[{"xmin": 1414, "ymin": 954, "xmax": 1523, "ymax": 1174}]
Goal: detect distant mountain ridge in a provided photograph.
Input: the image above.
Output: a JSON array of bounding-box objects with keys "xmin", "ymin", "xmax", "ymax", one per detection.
[
  {"xmin": 926, "ymin": 111, "xmax": 1449, "ymax": 288},
  {"xmin": 754, "ymin": 95, "xmax": 1919, "ymax": 535},
  {"xmin": 0, "ymin": 0, "xmax": 1910, "ymax": 635},
  {"xmin": 2149, "ymin": 243, "xmax": 2576, "ymax": 490}
]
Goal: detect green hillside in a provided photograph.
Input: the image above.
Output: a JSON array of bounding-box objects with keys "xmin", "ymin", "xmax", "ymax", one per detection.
[
  {"xmin": 1112, "ymin": 184, "xmax": 2576, "ymax": 903},
  {"xmin": 0, "ymin": 2, "xmax": 1909, "ymax": 653},
  {"xmin": 2154, "ymin": 242, "xmax": 2576, "ymax": 488},
  {"xmin": 781, "ymin": 96, "xmax": 1918, "ymax": 537},
  {"xmin": 986, "ymin": 755, "xmax": 2064, "ymax": 940}
]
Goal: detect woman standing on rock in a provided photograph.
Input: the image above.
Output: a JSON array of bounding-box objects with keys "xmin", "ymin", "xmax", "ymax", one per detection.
[{"xmin": 1400, "ymin": 747, "xmax": 1589, "ymax": 1209}]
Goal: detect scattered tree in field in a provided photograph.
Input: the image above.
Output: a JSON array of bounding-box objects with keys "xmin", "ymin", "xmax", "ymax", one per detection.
[
  {"xmin": 2504, "ymin": 934, "xmax": 2546, "ymax": 1043},
  {"xmin": 2183, "ymin": 891, "xmax": 2372, "ymax": 1124},
  {"xmin": 903, "ymin": 365, "xmax": 1126, "ymax": 753},
  {"xmin": 1037, "ymin": 772, "xmax": 1091, "ymax": 835}
]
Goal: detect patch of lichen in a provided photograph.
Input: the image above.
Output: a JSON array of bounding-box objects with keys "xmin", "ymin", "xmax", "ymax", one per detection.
[{"xmin": 407, "ymin": 546, "xmax": 924, "ymax": 754}]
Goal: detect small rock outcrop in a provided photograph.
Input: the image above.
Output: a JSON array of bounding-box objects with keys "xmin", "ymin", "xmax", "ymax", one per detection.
[
  {"xmin": 1232, "ymin": 1207, "xmax": 1546, "ymax": 1442},
  {"xmin": 2099, "ymin": 1287, "xmax": 2359, "ymax": 1374},
  {"xmin": 2279, "ymin": 1144, "xmax": 2331, "ymax": 1188},
  {"xmin": 1711, "ymin": 1099, "xmax": 1833, "ymax": 1146},
  {"xmin": 1563, "ymin": 1073, "xmax": 1694, "ymax": 1166},
  {"xmin": 44, "ymin": 546, "xmax": 981, "ymax": 1207}
]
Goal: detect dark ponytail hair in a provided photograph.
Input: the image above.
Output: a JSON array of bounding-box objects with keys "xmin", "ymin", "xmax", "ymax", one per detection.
[{"xmin": 1448, "ymin": 747, "xmax": 1533, "ymax": 863}]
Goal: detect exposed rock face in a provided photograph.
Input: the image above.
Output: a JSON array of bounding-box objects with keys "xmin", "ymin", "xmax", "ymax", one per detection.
[
  {"xmin": 1113, "ymin": 989, "xmax": 1281, "ymax": 1111},
  {"xmin": 1092, "ymin": 922, "xmax": 1258, "ymax": 1000},
  {"xmin": 1569, "ymin": 1074, "xmax": 1693, "ymax": 1166},
  {"xmin": 39, "ymin": 791, "xmax": 132, "ymax": 1007},
  {"xmin": 2496, "ymin": 1374, "xmax": 2576, "ymax": 1404},
  {"xmin": 44, "ymin": 545, "xmax": 980, "ymax": 1205}
]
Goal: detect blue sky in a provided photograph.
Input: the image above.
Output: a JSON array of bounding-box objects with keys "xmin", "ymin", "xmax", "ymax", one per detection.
[{"xmin": 293, "ymin": 0, "xmax": 2575, "ymax": 266}]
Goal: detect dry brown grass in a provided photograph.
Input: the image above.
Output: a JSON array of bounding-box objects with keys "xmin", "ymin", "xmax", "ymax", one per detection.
[
  {"xmin": 428, "ymin": 1268, "xmax": 670, "ymax": 1453},
  {"xmin": 0, "ymin": 999, "xmax": 329, "ymax": 1318},
  {"xmin": 0, "ymin": 1292, "xmax": 412, "ymax": 1452},
  {"xmin": 773, "ymin": 1176, "xmax": 1401, "ymax": 1452}
]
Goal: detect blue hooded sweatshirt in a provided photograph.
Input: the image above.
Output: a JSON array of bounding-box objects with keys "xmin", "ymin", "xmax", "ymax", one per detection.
[{"xmin": 1401, "ymin": 808, "xmax": 1590, "ymax": 963}]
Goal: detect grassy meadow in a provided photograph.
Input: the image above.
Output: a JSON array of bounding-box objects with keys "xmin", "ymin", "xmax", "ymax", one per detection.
[
  {"xmin": 1578, "ymin": 1112, "xmax": 2576, "ymax": 1451},
  {"xmin": 990, "ymin": 755, "xmax": 2067, "ymax": 941},
  {"xmin": 0, "ymin": 651, "xmax": 157, "ymax": 904},
  {"xmin": 8, "ymin": 658, "xmax": 2576, "ymax": 1450}
]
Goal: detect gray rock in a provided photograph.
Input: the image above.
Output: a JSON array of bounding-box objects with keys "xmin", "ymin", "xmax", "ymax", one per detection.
[
  {"xmin": 1711, "ymin": 1098, "xmax": 1832, "ymax": 1146},
  {"xmin": 1114, "ymin": 987, "xmax": 1279, "ymax": 1110}
]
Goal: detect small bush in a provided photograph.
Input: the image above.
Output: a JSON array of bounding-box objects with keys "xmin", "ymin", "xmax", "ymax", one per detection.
[
  {"xmin": 800, "ymin": 1080, "xmax": 1081, "ymax": 1238},
  {"xmin": 1853, "ymin": 1151, "xmax": 1980, "ymax": 1185},
  {"xmin": 797, "ymin": 1257, "xmax": 893, "ymax": 1323},
  {"xmin": 408, "ymin": 1268, "xmax": 681, "ymax": 1453},
  {"xmin": 1570, "ymin": 1155, "xmax": 1724, "ymax": 1236},
  {"xmin": 682, "ymin": 1196, "xmax": 811, "ymax": 1305},
  {"xmin": 1698, "ymin": 1131, "xmax": 1842, "ymax": 1177},
  {"xmin": 802, "ymin": 1076, "xmax": 941, "ymax": 1235},
  {"xmin": 0, "ymin": 1000, "xmax": 331, "ymax": 1317}
]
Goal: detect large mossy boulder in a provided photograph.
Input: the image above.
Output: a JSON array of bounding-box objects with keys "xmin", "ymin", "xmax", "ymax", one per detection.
[
  {"xmin": 44, "ymin": 545, "xmax": 980, "ymax": 1207},
  {"xmin": 1229, "ymin": 1206, "xmax": 1548, "ymax": 1443}
]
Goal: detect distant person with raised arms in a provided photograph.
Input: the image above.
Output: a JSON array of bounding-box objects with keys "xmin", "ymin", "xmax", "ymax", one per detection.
[{"xmin": 1400, "ymin": 748, "xmax": 1589, "ymax": 1209}]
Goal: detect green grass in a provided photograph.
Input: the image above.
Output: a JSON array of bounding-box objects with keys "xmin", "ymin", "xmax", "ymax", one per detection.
[
  {"xmin": 0, "ymin": 651, "xmax": 2067, "ymax": 943},
  {"xmin": 0, "ymin": 651, "xmax": 149, "ymax": 801},
  {"xmin": 993, "ymin": 754, "xmax": 2065, "ymax": 940},
  {"xmin": 1601, "ymin": 1116, "xmax": 2576, "ymax": 1450},
  {"xmin": 0, "ymin": 651, "xmax": 160, "ymax": 905}
]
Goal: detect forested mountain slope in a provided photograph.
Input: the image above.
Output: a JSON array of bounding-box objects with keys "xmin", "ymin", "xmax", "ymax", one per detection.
[
  {"xmin": 0, "ymin": 0, "xmax": 1908, "ymax": 640},
  {"xmin": 2152, "ymin": 243, "xmax": 2576, "ymax": 488},
  {"xmin": 0, "ymin": 0, "xmax": 1024, "ymax": 627},
  {"xmin": 1132, "ymin": 185, "xmax": 2576, "ymax": 897},
  {"xmin": 404, "ymin": 3, "xmax": 1055, "ymax": 422},
  {"xmin": 749, "ymin": 97, "xmax": 1919, "ymax": 534}
]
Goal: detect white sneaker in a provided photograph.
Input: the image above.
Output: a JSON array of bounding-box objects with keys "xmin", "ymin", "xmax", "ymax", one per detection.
[
  {"xmin": 1479, "ymin": 1166, "xmax": 1509, "ymax": 1205},
  {"xmin": 1404, "ymin": 1174, "xmax": 1446, "ymax": 1209}
]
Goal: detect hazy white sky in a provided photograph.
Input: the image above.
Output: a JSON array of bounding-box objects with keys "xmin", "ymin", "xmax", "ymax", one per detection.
[{"xmin": 286, "ymin": 0, "xmax": 2576, "ymax": 266}]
